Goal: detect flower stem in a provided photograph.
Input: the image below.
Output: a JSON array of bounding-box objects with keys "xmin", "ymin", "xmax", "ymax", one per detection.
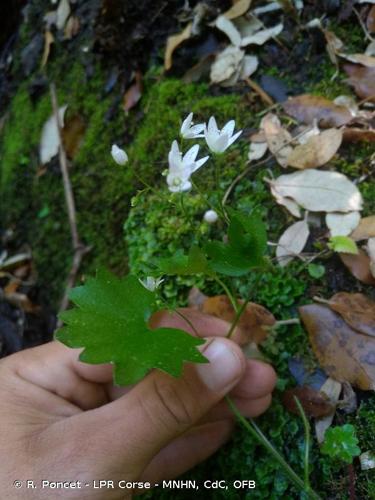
[
  {"xmin": 226, "ymin": 297, "xmax": 250, "ymax": 339},
  {"xmin": 214, "ymin": 277, "xmax": 239, "ymax": 313},
  {"xmin": 225, "ymin": 397, "xmax": 322, "ymax": 500},
  {"xmin": 294, "ymin": 396, "xmax": 311, "ymax": 491}
]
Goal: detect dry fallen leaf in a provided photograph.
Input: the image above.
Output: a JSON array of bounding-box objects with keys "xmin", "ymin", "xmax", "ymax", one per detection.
[
  {"xmin": 283, "ymin": 94, "xmax": 352, "ymax": 128},
  {"xmin": 287, "ymin": 129, "xmax": 343, "ymax": 169},
  {"xmin": 315, "ymin": 377, "xmax": 342, "ymax": 444},
  {"xmin": 343, "ymin": 127, "xmax": 375, "ymax": 143},
  {"xmin": 326, "ymin": 211, "xmax": 360, "ymax": 237},
  {"xmin": 224, "ymin": 0, "xmax": 252, "ymax": 19},
  {"xmin": 56, "ymin": 0, "xmax": 70, "ymax": 31},
  {"xmin": 241, "ymin": 23, "xmax": 283, "ymax": 47},
  {"xmin": 123, "ymin": 71, "xmax": 143, "ymax": 112},
  {"xmin": 61, "ymin": 114, "xmax": 86, "ymax": 159},
  {"xmin": 210, "ymin": 45, "xmax": 244, "ymax": 85},
  {"xmin": 64, "ymin": 15, "xmax": 80, "ymax": 40},
  {"xmin": 201, "ymin": 295, "xmax": 275, "ymax": 344},
  {"xmin": 300, "ymin": 304, "xmax": 375, "ymax": 390},
  {"xmin": 276, "ymin": 220, "xmax": 310, "ymax": 266},
  {"xmin": 340, "ymin": 250, "xmax": 375, "ymax": 285},
  {"xmin": 367, "ymin": 237, "xmax": 375, "ymax": 277},
  {"xmin": 270, "ymin": 185, "xmax": 302, "ymax": 218},
  {"xmin": 164, "ymin": 23, "xmax": 192, "ymax": 71},
  {"xmin": 343, "ymin": 64, "xmax": 375, "ymax": 102},
  {"xmin": 41, "ymin": 30, "xmax": 54, "ymax": 68},
  {"xmin": 248, "ymin": 141, "xmax": 268, "ymax": 161},
  {"xmin": 270, "ymin": 169, "xmax": 363, "ymax": 213},
  {"xmin": 261, "ymin": 113, "xmax": 292, "ymax": 167},
  {"xmin": 282, "ymin": 385, "xmax": 335, "ymax": 417},
  {"xmin": 325, "ymin": 292, "xmax": 375, "ymax": 338},
  {"xmin": 39, "ymin": 105, "xmax": 67, "ymax": 165},
  {"xmin": 367, "ymin": 5, "xmax": 375, "ymax": 33},
  {"xmin": 215, "ymin": 16, "xmax": 242, "ymax": 46},
  {"xmin": 339, "ymin": 53, "xmax": 375, "ymax": 67},
  {"xmin": 351, "ymin": 216, "xmax": 375, "ymax": 241}
]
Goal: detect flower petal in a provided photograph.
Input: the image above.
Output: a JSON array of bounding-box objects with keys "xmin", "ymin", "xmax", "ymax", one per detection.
[
  {"xmin": 183, "ymin": 144, "xmax": 200, "ymax": 165},
  {"xmin": 227, "ymin": 129, "xmax": 242, "ymax": 146},
  {"xmin": 180, "ymin": 113, "xmax": 193, "ymax": 135},
  {"xmin": 222, "ymin": 120, "xmax": 235, "ymax": 137},
  {"xmin": 192, "ymin": 155, "xmax": 209, "ymax": 172}
]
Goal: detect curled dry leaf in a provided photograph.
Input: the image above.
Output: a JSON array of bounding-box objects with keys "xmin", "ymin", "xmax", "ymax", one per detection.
[
  {"xmin": 299, "ymin": 304, "xmax": 375, "ymax": 391},
  {"xmin": 326, "ymin": 211, "xmax": 361, "ymax": 237},
  {"xmin": 283, "ymin": 94, "xmax": 352, "ymax": 128},
  {"xmin": 41, "ymin": 30, "xmax": 54, "ymax": 68},
  {"xmin": 367, "ymin": 5, "xmax": 375, "ymax": 33},
  {"xmin": 164, "ymin": 22, "xmax": 192, "ymax": 71},
  {"xmin": 351, "ymin": 216, "xmax": 375, "ymax": 240},
  {"xmin": 210, "ymin": 45, "xmax": 244, "ymax": 84},
  {"xmin": 271, "ymin": 169, "xmax": 363, "ymax": 213},
  {"xmin": 241, "ymin": 23, "xmax": 283, "ymax": 46},
  {"xmin": 61, "ymin": 114, "xmax": 86, "ymax": 159},
  {"xmin": 282, "ymin": 385, "xmax": 335, "ymax": 418},
  {"xmin": 56, "ymin": 0, "xmax": 70, "ymax": 31},
  {"xmin": 64, "ymin": 15, "xmax": 80, "ymax": 40},
  {"xmin": 343, "ymin": 64, "xmax": 375, "ymax": 102},
  {"xmin": 276, "ymin": 220, "xmax": 310, "ymax": 266},
  {"xmin": 315, "ymin": 377, "xmax": 342, "ymax": 444},
  {"xmin": 287, "ymin": 128, "xmax": 343, "ymax": 169},
  {"xmin": 224, "ymin": 0, "xmax": 252, "ymax": 20},
  {"xmin": 270, "ymin": 185, "xmax": 301, "ymax": 218},
  {"xmin": 39, "ymin": 105, "xmax": 67, "ymax": 165},
  {"xmin": 248, "ymin": 141, "xmax": 268, "ymax": 161},
  {"xmin": 343, "ymin": 128, "xmax": 375, "ymax": 143},
  {"xmin": 339, "ymin": 53, "xmax": 375, "ymax": 68},
  {"xmin": 340, "ymin": 249, "xmax": 375, "ymax": 285},
  {"xmin": 367, "ymin": 237, "xmax": 375, "ymax": 277},
  {"xmin": 261, "ymin": 113, "xmax": 292, "ymax": 167},
  {"xmin": 215, "ymin": 16, "xmax": 242, "ymax": 46},
  {"xmin": 123, "ymin": 71, "xmax": 143, "ymax": 112},
  {"xmin": 201, "ymin": 295, "xmax": 275, "ymax": 344},
  {"xmin": 325, "ymin": 292, "xmax": 375, "ymax": 338}
]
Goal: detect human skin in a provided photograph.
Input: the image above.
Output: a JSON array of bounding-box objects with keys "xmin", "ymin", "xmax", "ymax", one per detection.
[{"xmin": 0, "ymin": 309, "xmax": 276, "ymax": 499}]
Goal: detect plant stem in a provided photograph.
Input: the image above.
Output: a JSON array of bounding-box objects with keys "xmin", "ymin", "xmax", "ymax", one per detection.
[
  {"xmin": 214, "ymin": 277, "xmax": 239, "ymax": 313},
  {"xmin": 226, "ymin": 297, "xmax": 250, "ymax": 339},
  {"xmin": 226, "ymin": 397, "xmax": 322, "ymax": 500},
  {"xmin": 294, "ymin": 396, "xmax": 311, "ymax": 491}
]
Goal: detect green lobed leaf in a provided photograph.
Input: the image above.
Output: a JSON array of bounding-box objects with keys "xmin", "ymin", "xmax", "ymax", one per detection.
[
  {"xmin": 205, "ymin": 209, "xmax": 267, "ymax": 276},
  {"xmin": 321, "ymin": 424, "xmax": 361, "ymax": 463},
  {"xmin": 55, "ymin": 270, "xmax": 207, "ymax": 385},
  {"xmin": 328, "ymin": 236, "xmax": 358, "ymax": 255},
  {"xmin": 307, "ymin": 263, "xmax": 326, "ymax": 279},
  {"xmin": 157, "ymin": 245, "xmax": 210, "ymax": 276}
]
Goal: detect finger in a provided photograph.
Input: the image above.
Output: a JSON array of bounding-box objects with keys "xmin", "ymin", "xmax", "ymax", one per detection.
[
  {"xmin": 139, "ymin": 420, "xmax": 234, "ymax": 485},
  {"xmin": 68, "ymin": 337, "xmax": 246, "ymax": 478},
  {"xmin": 231, "ymin": 360, "xmax": 277, "ymax": 400}
]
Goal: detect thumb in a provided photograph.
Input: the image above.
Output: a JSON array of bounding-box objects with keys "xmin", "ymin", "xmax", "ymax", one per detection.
[{"xmin": 76, "ymin": 337, "xmax": 245, "ymax": 477}]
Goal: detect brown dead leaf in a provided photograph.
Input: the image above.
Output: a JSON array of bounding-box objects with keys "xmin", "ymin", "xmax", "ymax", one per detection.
[
  {"xmin": 261, "ymin": 113, "xmax": 292, "ymax": 167},
  {"xmin": 351, "ymin": 216, "xmax": 375, "ymax": 241},
  {"xmin": 282, "ymin": 386, "xmax": 335, "ymax": 417},
  {"xmin": 123, "ymin": 71, "xmax": 143, "ymax": 112},
  {"xmin": 61, "ymin": 114, "xmax": 86, "ymax": 159},
  {"xmin": 367, "ymin": 6, "xmax": 375, "ymax": 33},
  {"xmin": 283, "ymin": 94, "xmax": 352, "ymax": 128},
  {"xmin": 339, "ymin": 54, "xmax": 375, "ymax": 68},
  {"xmin": 224, "ymin": 0, "xmax": 252, "ymax": 19},
  {"xmin": 201, "ymin": 295, "xmax": 275, "ymax": 344},
  {"xmin": 343, "ymin": 127, "xmax": 375, "ymax": 143},
  {"xmin": 343, "ymin": 64, "xmax": 375, "ymax": 102},
  {"xmin": 64, "ymin": 15, "xmax": 80, "ymax": 40},
  {"xmin": 41, "ymin": 30, "xmax": 54, "ymax": 68},
  {"xmin": 315, "ymin": 377, "xmax": 342, "ymax": 443},
  {"xmin": 299, "ymin": 304, "xmax": 375, "ymax": 390},
  {"xmin": 326, "ymin": 292, "xmax": 375, "ymax": 337},
  {"xmin": 287, "ymin": 128, "xmax": 343, "ymax": 169},
  {"xmin": 340, "ymin": 249, "xmax": 375, "ymax": 285},
  {"xmin": 5, "ymin": 290, "xmax": 41, "ymax": 314},
  {"xmin": 164, "ymin": 22, "xmax": 192, "ymax": 71}
]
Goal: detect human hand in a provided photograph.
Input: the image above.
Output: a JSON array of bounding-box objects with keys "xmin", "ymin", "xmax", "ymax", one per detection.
[{"xmin": 0, "ymin": 309, "xmax": 276, "ymax": 499}]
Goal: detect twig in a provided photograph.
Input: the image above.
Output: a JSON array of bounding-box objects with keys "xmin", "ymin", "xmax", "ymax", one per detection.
[
  {"xmin": 49, "ymin": 83, "xmax": 91, "ymax": 318},
  {"xmin": 245, "ymin": 78, "xmax": 274, "ymax": 107},
  {"xmin": 353, "ymin": 7, "xmax": 374, "ymax": 42}
]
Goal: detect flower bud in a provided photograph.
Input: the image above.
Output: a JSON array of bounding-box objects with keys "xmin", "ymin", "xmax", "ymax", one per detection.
[
  {"xmin": 111, "ymin": 144, "xmax": 128, "ymax": 165},
  {"xmin": 204, "ymin": 209, "xmax": 219, "ymax": 224}
]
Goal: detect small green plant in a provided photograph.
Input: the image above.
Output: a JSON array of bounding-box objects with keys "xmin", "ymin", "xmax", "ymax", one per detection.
[{"xmin": 321, "ymin": 424, "xmax": 361, "ymax": 464}]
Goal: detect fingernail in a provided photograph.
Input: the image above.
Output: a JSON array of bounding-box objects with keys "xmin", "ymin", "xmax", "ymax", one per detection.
[{"xmin": 196, "ymin": 338, "xmax": 243, "ymax": 392}]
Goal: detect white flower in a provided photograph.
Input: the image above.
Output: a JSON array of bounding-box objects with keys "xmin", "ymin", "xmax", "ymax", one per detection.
[
  {"xmin": 139, "ymin": 276, "xmax": 164, "ymax": 292},
  {"xmin": 204, "ymin": 209, "xmax": 219, "ymax": 224},
  {"xmin": 111, "ymin": 144, "xmax": 128, "ymax": 165},
  {"xmin": 204, "ymin": 117, "xmax": 242, "ymax": 153},
  {"xmin": 180, "ymin": 113, "xmax": 205, "ymax": 139},
  {"xmin": 166, "ymin": 140, "xmax": 209, "ymax": 193}
]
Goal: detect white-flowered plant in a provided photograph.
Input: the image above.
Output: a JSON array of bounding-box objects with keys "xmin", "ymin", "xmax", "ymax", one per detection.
[
  {"xmin": 111, "ymin": 144, "xmax": 128, "ymax": 165},
  {"xmin": 180, "ymin": 113, "xmax": 205, "ymax": 139},
  {"xmin": 166, "ymin": 140, "xmax": 209, "ymax": 193},
  {"xmin": 139, "ymin": 276, "xmax": 164, "ymax": 292},
  {"xmin": 204, "ymin": 117, "xmax": 242, "ymax": 153}
]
